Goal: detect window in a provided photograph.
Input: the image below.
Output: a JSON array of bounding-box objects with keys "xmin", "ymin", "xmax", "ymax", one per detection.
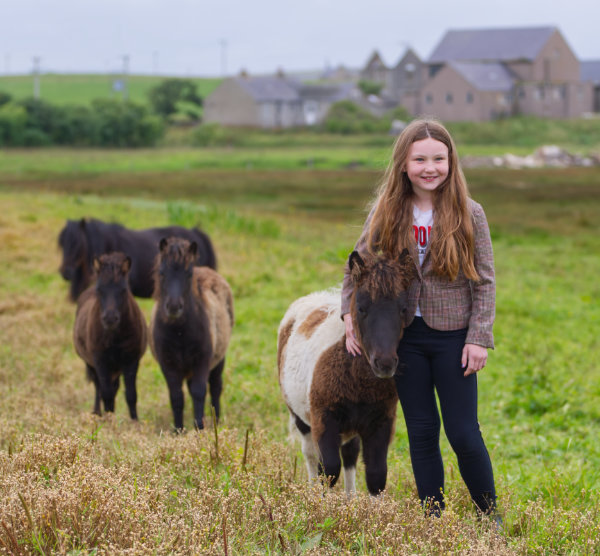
[
  {"xmin": 425, "ymin": 93, "xmax": 433, "ymax": 104},
  {"xmin": 466, "ymin": 92, "xmax": 474, "ymax": 104},
  {"xmin": 446, "ymin": 93, "xmax": 453, "ymax": 104}
]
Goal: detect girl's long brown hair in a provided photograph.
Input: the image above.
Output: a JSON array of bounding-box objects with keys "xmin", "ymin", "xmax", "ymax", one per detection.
[{"xmin": 366, "ymin": 118, "xmax": 479, "ymax": 281}]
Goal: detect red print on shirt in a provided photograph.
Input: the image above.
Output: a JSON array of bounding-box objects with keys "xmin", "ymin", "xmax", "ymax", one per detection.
[{"xmin": 413, "ymin": 225, "xmax": 431, "ymax": 247}]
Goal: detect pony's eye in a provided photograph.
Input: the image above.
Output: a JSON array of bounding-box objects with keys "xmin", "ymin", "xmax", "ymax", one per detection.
[{"xmin": 357, "ymin": 306, "xmax": 367, "ymax": 316}]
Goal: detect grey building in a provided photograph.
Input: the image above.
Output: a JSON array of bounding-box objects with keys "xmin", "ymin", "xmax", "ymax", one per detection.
[
  {"xmin": 422, "ymin": 26, "xmax": 593, "ymax": 121},
  {"xmin": 388, "ymin": 48, "xmax": 426, "ymax": 115},
  {"xmin": 203, "ymin": 73, "xmax": 304, "ymax": 129},
  {"xmin": 203, "ymin": 72, "xmax": 359, "ymax": 128}
]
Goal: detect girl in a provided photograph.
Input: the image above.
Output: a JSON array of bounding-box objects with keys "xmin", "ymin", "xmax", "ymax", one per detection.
[{"xmin": 341, "ymin": 118, "xmax": 497, "ymax": 517}]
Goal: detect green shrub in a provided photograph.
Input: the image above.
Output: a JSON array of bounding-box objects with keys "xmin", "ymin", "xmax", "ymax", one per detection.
[
  {"xmin": 148, "ymin": 78, "xmax": 203, "ymax": 119},
  {"xmin": 358, "ymin": 79, "xmax": 383, "ymax": 96},
  {"xmin": 92, "ymin": 98, "xmax": 164, "ymax": 147},
  {"xmin": 322, "ymin": 100, "xmax": 388, "ymax": 134},
  {"xmin": 22, "ymin": 128, "xmax": 52, "ymax": 146},
  {"xmin": 191, "ymin": 123, "xmax": 241, "ymax": 147},
  {"xmin": 0, "ymin": 103, "xmax": 26, "ymax": 146},
  {"xmin": 0, "ymin": 91, "xmax": 12, "ymax": 107}
]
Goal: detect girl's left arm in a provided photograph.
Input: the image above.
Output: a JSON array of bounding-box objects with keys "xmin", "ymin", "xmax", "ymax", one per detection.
[{"xmin": 466, "ymin": 202, "xmax": 495, "ymax": 349}]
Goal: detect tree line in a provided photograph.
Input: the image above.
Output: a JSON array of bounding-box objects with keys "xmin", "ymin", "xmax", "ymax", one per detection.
[{"xmin": 0, "ymin": 79, "xmax": 203, "ymax": 147}]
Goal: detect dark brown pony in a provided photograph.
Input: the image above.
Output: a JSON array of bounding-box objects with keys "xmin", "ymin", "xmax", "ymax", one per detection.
[
  {"xmin": 73, "ymin": 252, "xmax": 147, "ymax": 418},
  {"xmin": 59, "ymin": 218, "xmax": 217, "ymax": 301},
  {"xmin": 150, "ymin": 237, "xmax": 234, "ymax": 431},
  {"xmin": 278, "ymin": 249, "xmax": 414, "ymax": 495}
]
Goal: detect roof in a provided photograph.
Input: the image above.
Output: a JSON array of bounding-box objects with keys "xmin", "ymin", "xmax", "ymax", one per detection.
[
  {"xmin": 364, "ymin": 50, "xmax": 386, "ymax": 69},
  {"xmin": 233, "ymin": 76, "xmax": 301, "ymax": 102},
  {"xmin": 449, "ymin": 61, "xmax": 515, "ymax": 91},
  {"xmin": 581, "ymin": 60, "xmax": 600, "ymax": 84},
  {"xmin": 428, "ymin": 26, "xmax": 557, "ymax": 63},
  {"xmin": 298, "ymin": 82, "xmax": 356, "ymax": 102}
]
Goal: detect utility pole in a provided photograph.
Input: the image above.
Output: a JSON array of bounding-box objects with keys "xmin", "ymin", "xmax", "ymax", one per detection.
[
  {"xmin": 33, "ymin": 56, "xmax": 41, "ymax": 99},
  {"xmin": 219, "ymin": 39, "xmax": 228, "ymax": 77}
]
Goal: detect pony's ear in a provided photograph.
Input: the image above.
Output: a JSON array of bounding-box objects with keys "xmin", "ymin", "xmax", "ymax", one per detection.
[
  {"xmin": 348, "ymin": 251, "xmax": 365, "ymax": 283},
  {"xmin": 188, "ymin": 241, "xmax": 198, "ymax": 259},
  {"xmin": 121, "ymin": 256, "xmax": 132, "ymax": 274},
  {"xmin": 93, "ymin": 257, "xmax": 101, "ymax": 273},
  {"xmin": 159, "ymin": 237, "xmax": 168, "ymax": 252},
  {"xmin": 79, "ymin": 218, "xmax": 86, "ymax": 230}
]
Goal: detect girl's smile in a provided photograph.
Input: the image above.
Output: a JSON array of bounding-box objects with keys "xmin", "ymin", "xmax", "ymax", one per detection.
[{"xmin": 405, "ymin": 138, "xmax": 449, "ymax": 202}]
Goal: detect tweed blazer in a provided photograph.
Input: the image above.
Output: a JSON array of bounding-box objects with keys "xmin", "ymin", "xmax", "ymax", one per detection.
[{"xmin": 341, "ymin": 198, "xmax": 495, "ymax": 348}]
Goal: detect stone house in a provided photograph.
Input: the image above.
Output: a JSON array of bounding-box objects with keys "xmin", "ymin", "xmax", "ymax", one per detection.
[
  {"xmin": 203, "ymin": 72, "xmax": 360, "ymax": 128},
  {"xmin": 388, "ymin": 48, "xmax": 426, "ymax": 115},
  {"xmin": 359, "ymin": 51, "xmax": 390, "ymax": 91},
  {"xmin": 203, "ymin": 73, "xmax": 304, "ymax": 128},
  {"xmin": 421, "ymin": 26, "xmax": 593, "ymax": 121}
]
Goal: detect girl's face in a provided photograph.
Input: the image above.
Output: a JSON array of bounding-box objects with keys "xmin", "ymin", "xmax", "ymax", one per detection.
[{"xmin": 404, "ymin": 138, "xmax": 449, "ymax": 198}]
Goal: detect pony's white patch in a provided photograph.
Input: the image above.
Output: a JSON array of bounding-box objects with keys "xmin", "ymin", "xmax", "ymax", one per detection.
[
  {"xmin": 278, "ymin": 288, "xmax": 344, "ymax": 425},
  {"xmin": 343, "ymin": 465, "xmax": 356, "ymax": 495},
  {"xmin": 288, "ymin": 414, "xmax": 320, "ymax": 482}
]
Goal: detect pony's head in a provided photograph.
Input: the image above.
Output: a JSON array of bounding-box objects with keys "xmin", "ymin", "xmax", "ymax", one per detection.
[
  {"xmin": 93, "ymin": 252, "xmax": 132, "ymax": 331},
  {"xmin": 348, "ymin": 248, "xmax": 414, "ymax": 378},
  {"xmin": 58, "ymin": 219, "xmax": 93, "ymax": 301},
  {"xmin": 154, "ymin": 237, "xmax": 198, "ymax": 321}
]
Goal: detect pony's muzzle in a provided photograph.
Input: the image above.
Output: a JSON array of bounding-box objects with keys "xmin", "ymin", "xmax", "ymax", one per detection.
[
  {"xmin": 101, "ymin": 310, "xmax": 121, "ymax": 330},
  {"xmin": 371, "ymin": 355, "xmax": 398, "ymax": 378},
  {"xmin": 165, "ymin": 298, "xmax": 184, "ymax": 320}
]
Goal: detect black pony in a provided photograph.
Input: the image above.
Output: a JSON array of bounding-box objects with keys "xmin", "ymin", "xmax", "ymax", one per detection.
[{"xmin": 59, "ymin": 218, "xmax": 217, "ymax": 301}]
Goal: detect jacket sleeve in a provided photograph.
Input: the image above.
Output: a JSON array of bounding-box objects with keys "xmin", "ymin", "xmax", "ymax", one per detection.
[
  {"xmin": 341, "ymin": 208, "xmax": 375, "ymax": 317},
  {"xmin": 466, "ymin": 202, "xmax": 496, "ymax": 348}
]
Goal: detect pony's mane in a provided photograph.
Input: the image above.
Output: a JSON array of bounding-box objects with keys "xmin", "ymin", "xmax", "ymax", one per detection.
[
  {"xmin": 158, "ymin": 237, "xmax": 194, "ymax": 266},
  {"xmin": 96, "ymin": 252, "xmax": 129, "ymax": 284},
  {"xmin": 152, "ymin": 237, "xmax": 195, "ymax": 298},
  {"xmin": 353, "ymin": 252, "xmax": 414, "ymax": 300}
]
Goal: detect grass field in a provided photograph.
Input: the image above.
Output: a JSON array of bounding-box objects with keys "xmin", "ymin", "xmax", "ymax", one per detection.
[
  {"xmin": 0, "ymin": 74, "xmax": 222, "ymax": 107},
  {"xmin": 0, "ymin": 153, "xmax": 599, "ymax": 553}
]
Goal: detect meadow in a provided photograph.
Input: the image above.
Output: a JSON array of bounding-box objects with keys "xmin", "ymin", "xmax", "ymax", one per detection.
[
  {"xmin": 0, "ymin": 146, "xmax": 599, "ymax": 554},
  {"xmin": 0, "ymin": 74, "xmax": 222, "ymax": 107}
]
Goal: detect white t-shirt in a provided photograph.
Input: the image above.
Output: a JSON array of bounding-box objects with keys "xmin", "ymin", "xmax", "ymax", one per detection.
[{"xmin": 413, "ymin": 205, "xmax": 433, "ymax": 316}]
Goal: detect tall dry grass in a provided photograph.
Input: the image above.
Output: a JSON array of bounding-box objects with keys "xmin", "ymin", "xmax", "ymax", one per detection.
[{"xmin": 1, "ymin": 166, "xmax": 599, "ymax": 553}]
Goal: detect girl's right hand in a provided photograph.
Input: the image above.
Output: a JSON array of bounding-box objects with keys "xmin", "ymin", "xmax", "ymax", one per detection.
[{"xmin": 343, "ymin": 313, "xmax": 361, "ymax": 356}]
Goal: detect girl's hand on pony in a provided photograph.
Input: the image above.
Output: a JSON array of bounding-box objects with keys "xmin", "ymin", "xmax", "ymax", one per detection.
[
  {"xmin": 343, "ymin": 313, "xmax": 361, "ymax": 356},
  {"xmin": 462, "ymin": 343, "xmax": 488, "ymax": 376}
]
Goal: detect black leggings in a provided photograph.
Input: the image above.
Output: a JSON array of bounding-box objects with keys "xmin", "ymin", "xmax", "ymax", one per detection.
[{"xmin": 395, "ymin": 317, "xmax": 496, "ymax": 513}]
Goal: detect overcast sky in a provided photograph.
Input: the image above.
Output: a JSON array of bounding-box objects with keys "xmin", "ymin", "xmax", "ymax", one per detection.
[{"xmin": 2, "ymin": 0, "xmax": 599, "ymax": 77}]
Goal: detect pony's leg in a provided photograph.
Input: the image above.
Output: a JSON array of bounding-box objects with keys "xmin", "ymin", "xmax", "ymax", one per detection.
[
  {"xmin": 208, "ymin": 359, "xmax": 225, "ymax": 422},
  {"xmin": 87, "ymin": 364, "xmax": 101, "ymax": 415},
  {"xmin": 97, "ymin": 368, "xmax": 116, "ymax": 414},
  {"xmin": 341, "ymin": 436, "xmax": 360, "ymax": 495},
  {"xmin": 361, "ymin": 419, "xmax": 394, "ymax": 496},
  {"xmin": 187, "ymin": 372, "xmax": 208, "ymax": 430},
  {"xmin": 316, "ymin": 416, "xmax": 342, "ymax": 489},
  {"xmin": 289, "ymin": 414, "xmax": 319, "ymax": 482},
  {"xmin": 165, "ymin": 374, "xmax": 185, "ymax": 431},
  {"xmin": 122, "ymin": 362, "xmax": 139, "ymax": 420}
]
